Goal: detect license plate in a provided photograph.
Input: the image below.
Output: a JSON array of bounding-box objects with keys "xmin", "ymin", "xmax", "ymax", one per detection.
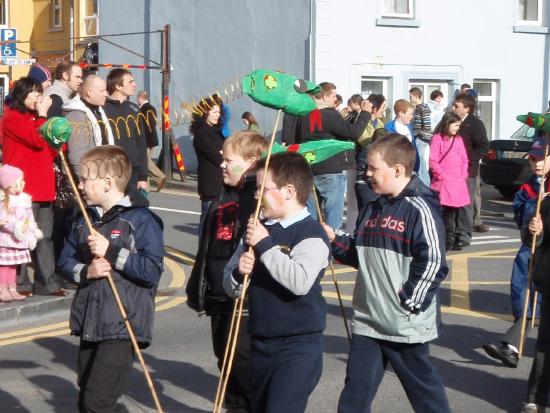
[{"xmin": 501, "ymin": 151, "xmax": 527, "ymax": 159}]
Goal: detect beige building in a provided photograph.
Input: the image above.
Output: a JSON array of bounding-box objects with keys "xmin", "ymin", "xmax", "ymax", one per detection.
[{"xmin": 0, "ymin": 0, "xmax": 98, "ymax": 96}]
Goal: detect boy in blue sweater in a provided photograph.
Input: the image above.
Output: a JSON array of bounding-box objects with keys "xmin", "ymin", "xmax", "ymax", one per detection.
[
  {"xmin": 223, "ymin": 152, "xmax": 330, "ymax": 413},
  {"xmin": 325, "ymin": 133, "xmax": 450, "ymax": 413}
]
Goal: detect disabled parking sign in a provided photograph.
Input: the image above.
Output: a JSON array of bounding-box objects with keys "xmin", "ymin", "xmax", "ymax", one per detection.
[{"xmin": 1, "ymin": 28, "xmax": 16, "ymax": 57}]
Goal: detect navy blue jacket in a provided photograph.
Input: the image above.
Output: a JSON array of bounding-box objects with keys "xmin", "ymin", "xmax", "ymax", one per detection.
[{"xmin": 58, "ymin": 200, "xmax": 164, "ymax": 347}]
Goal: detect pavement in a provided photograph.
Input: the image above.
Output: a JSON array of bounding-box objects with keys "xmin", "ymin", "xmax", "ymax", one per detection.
[{"xmin": 0, "ymin": 173, "xmax": 198, "ymax": 329}]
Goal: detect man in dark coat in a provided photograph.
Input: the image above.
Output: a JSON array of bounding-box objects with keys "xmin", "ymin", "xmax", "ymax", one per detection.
[
  {"xmin": 103, "ymin": 69, "xmax": 149, "ymax": 207},
  {"xmin": 295, "ymin": 82, "xmax": 371, "ymax": 230},
  {"xmin": 137, "ymin": 90, "xmax": 166, "ymax": 192},
  {"xmin": 453, "ymin": 92, "xmax": 490, "ymax": 245}
]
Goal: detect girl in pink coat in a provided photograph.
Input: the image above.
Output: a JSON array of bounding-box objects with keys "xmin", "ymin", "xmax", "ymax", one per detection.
[
  {"xmin": 0, "ymin": 165, "xmax": 43, "ymax": 302},
  {"xmin": 429, "ymin": 112, "xmax": 470, "ymax": 251}
]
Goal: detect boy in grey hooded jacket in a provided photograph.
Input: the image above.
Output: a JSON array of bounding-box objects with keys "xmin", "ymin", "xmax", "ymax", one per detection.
[{"xmin": 324, "ymin": 133, "xmax": 451, "ymax": 413}]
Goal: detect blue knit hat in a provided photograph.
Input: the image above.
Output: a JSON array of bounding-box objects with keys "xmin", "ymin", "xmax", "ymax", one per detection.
[
  {"xmin": 529, "ymin": 137, "xmax": 548, "ymax": 159},
  {"xmin": 27, "ymin": 64, "xmax": 51, "ymax": 85}
]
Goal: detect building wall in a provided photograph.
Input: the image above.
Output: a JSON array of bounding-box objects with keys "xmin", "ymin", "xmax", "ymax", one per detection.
[
  {"xmin": 315, "ymin": 0, "xmax": 550, "ymax": 139},
  {"xmin": 1, "ymin": 0, "xmax": 34, "ymax": 82},
  {"xmin": 99, "ymin": 0, "xmax": 312, "ymax": 173}
]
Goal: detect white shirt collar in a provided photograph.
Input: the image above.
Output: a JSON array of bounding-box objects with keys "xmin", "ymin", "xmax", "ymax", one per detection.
[{"xmin": 264, "ymin": 207, "xmax": 310, "ymax": 228}]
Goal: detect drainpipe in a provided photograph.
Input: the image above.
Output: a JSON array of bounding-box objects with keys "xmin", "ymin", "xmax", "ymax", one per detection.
[
  {"xmin": 309, "ymin": 0, "xmax": 315, "ymax": 81},
  {"xmin": 69, "ymin": 0, "xmax": 74, "ymax": 61}
]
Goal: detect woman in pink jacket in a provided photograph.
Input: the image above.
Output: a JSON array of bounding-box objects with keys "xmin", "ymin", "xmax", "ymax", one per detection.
[{"xmin": 429, "ymin": 112, "xmax": 470, "ymax": 251}]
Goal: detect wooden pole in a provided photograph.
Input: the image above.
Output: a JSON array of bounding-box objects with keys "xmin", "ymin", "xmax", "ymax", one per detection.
[
  {"xmin": 312, "ymin": 187, "xmax": 351, "ymax": 342},
  {"xmin": 58, "ymin": 151, "xmax": 164, "ymax": 412},
  {"xmin": 519, "ymin": 135, "xmax": 549, "ymax": 358},
  {"xmin": 213, "ymin": 109, "xmax": 283, "ymax": 413}
]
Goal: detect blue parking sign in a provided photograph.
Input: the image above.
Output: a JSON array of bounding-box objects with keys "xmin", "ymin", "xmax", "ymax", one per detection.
[{"xmin": 1, "ymin": 28, "xmax": 16, "ymax": 57}]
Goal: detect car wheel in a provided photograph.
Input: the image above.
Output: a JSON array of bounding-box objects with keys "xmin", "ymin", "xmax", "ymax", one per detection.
[{"xmin": 496, "ymin": 186, "xmax": 519, "ymax": 199}]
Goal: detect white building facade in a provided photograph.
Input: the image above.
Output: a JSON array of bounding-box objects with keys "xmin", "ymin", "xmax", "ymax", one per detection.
[{"xmin": 314, "ymin": 0, "xmax": 550, "ymax": 139}]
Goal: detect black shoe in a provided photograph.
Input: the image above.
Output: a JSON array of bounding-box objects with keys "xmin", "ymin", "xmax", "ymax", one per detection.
[
  {"xmin": 474, "ymin": 224, "xmax": 490, "ymax": 233},
  {"xmin": 482, "ymin": 343, "xmax": 518, "ymax": 368},
  {"xmin": 452, "ymin": 241, "xmax": 464, "ymax": 251}
]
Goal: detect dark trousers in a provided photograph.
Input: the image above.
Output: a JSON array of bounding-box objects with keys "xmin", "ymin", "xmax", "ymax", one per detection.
[
  {"xmin": 501, "ymin": 317, "xmax": 530, "ymax": 349},
  {"xmin": 127, "ymin": 170, "xmax": 149, "ymax": 208},
  {"xmin": 338, "ymin": 334, "xmax": 450, "ymax": 413},
  {"xmin": 77, "ymin": 340, "xmax": 134, "ymax": 413},
  {"xmin": 464, "ymin": 176, "xmax": 482, "ymax": 241},
  {"xmin": 250, "ymin": 333, "xmax": 322, "ymax": 413},
  {"xmin": 527, "ymin": 292, "xmax": 550, "ymax": 408},
  {"xmin": 442, "ymin": 206, "xmax": 469, "ymax": 246},
  {"xmin": 18, "ymin": 201, "xmax": 60, "ymax": 294},
  {"xmin": 210, "ymin": 308, "xmax": 251, "ymax": 412}
]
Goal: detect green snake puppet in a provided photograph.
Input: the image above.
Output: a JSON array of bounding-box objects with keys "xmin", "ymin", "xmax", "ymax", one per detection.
[
  {"xmin": 242, "ymin": 69, "xmax": 319, "ymax": 116},
  {"xmin": 517, "ymin": 113, "xmax": 550, "ymax": 133},
  {"xmin": 40, "ymin": 117, "xmax": 72, "ymax": 149}
]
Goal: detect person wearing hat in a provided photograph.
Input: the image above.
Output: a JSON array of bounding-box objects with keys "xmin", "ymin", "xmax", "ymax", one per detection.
[
  {"xmin": 520, "ymin": 135, "xmax": 550, "ymax": 412},
  {"xmin": 482, "ymin": 135, "xmax": 548, "ymax": 370},
  {"xmin": 27, "ymin": 63, "xmax": 52, "ymax": 90},
  {"xmin": 2, "ymin": 76, "xmax": 66, "ymax": 297},
  {"xmin": 0, "ymin": 164, "xmax": 43, "ymax": 302}
]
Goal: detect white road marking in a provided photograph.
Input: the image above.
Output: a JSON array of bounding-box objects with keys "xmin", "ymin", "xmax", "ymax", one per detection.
[
  {"xmin": 470, "ymin": 238, "xmax": 521, "ymax": 245},
  {"xmin": 472, "ymin": 235, "xmax": 508, "ymax": 240},
  {"xmin": 150, "ymin": 206, "xmax": 201, "ymax": 216}
]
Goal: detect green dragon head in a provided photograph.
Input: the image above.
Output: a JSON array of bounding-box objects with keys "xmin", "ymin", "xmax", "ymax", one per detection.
[
  {"xmin": 242, "ymin": 69, "xmax": 320, "ymax": 116},
  {"xmin": 40, "ymin": 117, "xmax": 72, "ymax": 149}
]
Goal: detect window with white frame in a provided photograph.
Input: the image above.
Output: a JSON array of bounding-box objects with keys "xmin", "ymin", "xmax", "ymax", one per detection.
[
  {"xmin": 381, "ymin": 0, "xmax": 414, "ymax": 19},
  {"xmin": 361, "ymin": 77, "xmax": 392, "ymax": 120},
  {"xmin": 51, "ymin": 0, "xmax": 62, "ymax": 29},
  {"xmin": 408, "ymin": 80, "xmax": 451, "ymax": 108},
  {"xmin": 518, "ymin": 0, "xmax": 542, "ymax": 25},
  {"xmin": 473, "ymin": 80, "xmax": 499, "ymax": 139},
  {"xmin": 80, "ymin": 0, "xmax": 98, "ymax": 36}
]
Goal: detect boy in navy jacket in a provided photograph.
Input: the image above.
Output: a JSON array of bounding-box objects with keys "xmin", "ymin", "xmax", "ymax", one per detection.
[
  {"xmin": 482, "ymin": 137, "xmax": 547, "ymax": 368},
  {"xmin": 58, "ymin": 145, "xmax": 164, "ymax": 412},
  {"xmin": 186, "ymin": 131, "xmax": 268, "ymax": 412},
  {"xmin": 324, "ymin": 133, "xmax": 450, "ymax": 413},
  {"xmin": 224, "ymin": 152, "xmax": 330, "ymax": 413}
]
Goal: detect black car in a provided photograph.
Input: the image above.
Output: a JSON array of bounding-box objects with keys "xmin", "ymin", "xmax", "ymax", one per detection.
[{"xmin": 480, "ymin": 124, "xmax": 538, "ymax": 198}]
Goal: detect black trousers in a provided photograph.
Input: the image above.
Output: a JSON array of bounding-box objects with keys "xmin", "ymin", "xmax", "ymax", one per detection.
[
  {"xmin": 210, "ymin": 308, "xmax": 251, "ymax": 412},
  {"xmin": 77, "ymin": 340, "xmax": 134, "ymax": 413},
  {"xmin": 527, "ymin": 292, "xmax": 550, "ymax": 408},
  {"xmin": 500, "ymin": 317, "xmax": 531, "ymax": 349},
  {"xmin": 442, "ymin": 206, "xmax": 469, "ymax": 246},
  {"xmin": 250, "ymin": 333, "xmax": 322, "ymax": 413},
  {"xmin": 338, "ymin": 334, "xmax": 450, "ymax": 413},
  {"xmin": 18, "ymin": 201, "xmax": 60, "ymax": 294}
]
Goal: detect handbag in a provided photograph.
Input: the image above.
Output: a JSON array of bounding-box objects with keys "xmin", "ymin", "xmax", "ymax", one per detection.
[{"xmin": 54, "ymin": 157, "xmax": 75, "ymax": 209}]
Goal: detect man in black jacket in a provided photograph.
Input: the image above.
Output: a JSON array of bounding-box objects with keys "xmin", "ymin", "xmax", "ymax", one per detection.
[
  {"xmin": 104, "ymin": 69, "xmax": 149, "ymax": 207},
  {"xmin": 453, "ymin": 93, "xmax": 490, "ymax": 245},
  {"xmin": 295, "ymin": 82, "xmax": 371, "ymax": 230},
  {"xmin": 137, "ymin": 90, "xmax": 166, "ymax": 192}
]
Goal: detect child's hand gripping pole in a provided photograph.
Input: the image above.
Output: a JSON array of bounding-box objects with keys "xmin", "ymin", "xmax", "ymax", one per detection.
[
  {"xmin": 312, "ymin": 186, "xmax": 352, "ymax": 343},
  {"xmin": 519, "ymin": 133, "xmax": 550, "ymax": 358},
  {"xmin": 40, "ymin": 118, "xmax": 164, "ymax": 413},
  {"xmin": 213, "ymin": 109, "xmax": 282, "ymax": 413}
]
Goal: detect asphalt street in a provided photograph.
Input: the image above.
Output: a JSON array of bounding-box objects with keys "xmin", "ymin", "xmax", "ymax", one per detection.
[{"xmin": 0, "ymin": 181, "xmax": 540, "ymax": 413}]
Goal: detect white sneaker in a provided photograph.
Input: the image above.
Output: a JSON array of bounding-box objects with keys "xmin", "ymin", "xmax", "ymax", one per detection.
[{"xmin": 521, "ymin": 403, "xmax": 543, "ymax": 413}]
